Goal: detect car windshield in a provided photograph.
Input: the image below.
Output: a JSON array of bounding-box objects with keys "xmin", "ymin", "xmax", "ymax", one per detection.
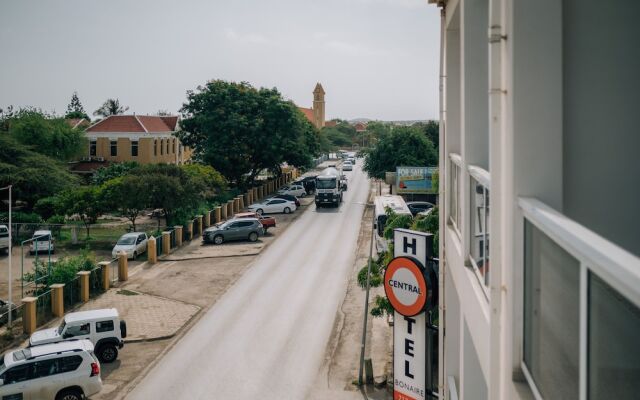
[
  {"xmin": 57, "ymin": 319, "xmax": 66, "ymax": 335},
  {"xmin": 317, "ymin": 178, "xmax": 336, "ymax": 189},
  {"xmin": 33, "ymin": 233, "xmax": 51, "ymax": 241},
  {"xmin": 117, "ymin": 236, "xmax": 136, "ymax": 245}
]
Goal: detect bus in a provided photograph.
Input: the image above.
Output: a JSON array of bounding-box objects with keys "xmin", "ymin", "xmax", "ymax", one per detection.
[{"xmin": 373, "ymin": 195, "xmax": 412, "ymax": 253}]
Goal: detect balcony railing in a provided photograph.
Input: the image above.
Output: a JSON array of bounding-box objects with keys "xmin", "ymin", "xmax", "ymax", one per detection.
[
  {"xmin": 519, "ymin": 197, "xmax": 640, "ymax": 400},
  {"xmin": 449, "ymin": 153, "xmax": 462, "ymax": 234},
  {"xmin": 468, "ymin": 165, "xmax": 490, "ymax": 290}
]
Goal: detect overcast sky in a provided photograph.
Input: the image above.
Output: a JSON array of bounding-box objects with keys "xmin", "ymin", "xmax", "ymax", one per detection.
[{"xmin": 0, "ymin": 0, "xmax": 440, "ymax": 121}]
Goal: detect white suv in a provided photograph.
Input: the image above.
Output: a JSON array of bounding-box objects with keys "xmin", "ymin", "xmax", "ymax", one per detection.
[
  {"xmin": 29, "ymin": 309, "xmax": 126, "ymax": 364},
  {"xmin": 0, "ymin": 340, "xmax": 102, "ymax": 400},
  {"xmin": 0, "ymin": 225, "xmax": 9, "ymax": 255}
]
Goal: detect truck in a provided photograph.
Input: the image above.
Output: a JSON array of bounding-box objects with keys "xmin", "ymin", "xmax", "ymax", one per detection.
[{"xmin": 315, "ymin": 167, "xmax": 344, "ymax": 207}]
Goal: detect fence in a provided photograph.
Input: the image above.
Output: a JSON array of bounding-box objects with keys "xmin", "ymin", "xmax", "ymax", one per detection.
[
  {"xmin": 35, "ymin": 290, "xmax": 53, "ymax": 328},
  {"xmin": 88, "ymin": 266, "xmax": 105, "ymax": 298},
  {"xmin": 62, "ymin": 275, "xmax": 81, "ymax": 311},
  {"xmin": 0, "ymin": 303, "xmax": 23, "ymax": 329}
]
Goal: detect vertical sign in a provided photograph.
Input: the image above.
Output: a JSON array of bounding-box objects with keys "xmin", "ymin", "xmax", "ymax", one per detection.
[{"xmin": 391, "ymin": 229, "xmax": 431, "ymax": 400}]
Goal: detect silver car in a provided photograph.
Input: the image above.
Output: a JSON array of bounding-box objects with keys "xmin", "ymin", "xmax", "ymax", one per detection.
[{"xmin": 203, "ymin": 218, "xmax": 264, "ymax": 245}]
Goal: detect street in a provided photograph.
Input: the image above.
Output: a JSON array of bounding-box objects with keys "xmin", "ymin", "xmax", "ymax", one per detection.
[{"xmin": 128, "ymin": 163, "xmax": 370, "ymax": 400}]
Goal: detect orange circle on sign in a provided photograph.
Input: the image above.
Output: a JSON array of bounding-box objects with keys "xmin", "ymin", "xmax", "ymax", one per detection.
[{"xmin": 384, "ymin": 257, "xmax": 427, "ymax": 316}]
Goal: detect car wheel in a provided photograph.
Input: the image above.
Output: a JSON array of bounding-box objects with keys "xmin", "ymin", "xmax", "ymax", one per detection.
[
  {"xmin": 248, "ymin": 232, "xmax": 258, "ymax": 242},
  {"xmin": 214, "ymin": 235, "xmax": 224, "ymax": 245},
  {"xmin": 256, "ymin": 209, "xmax": 264, "ymax": 215},
  {"xmin": 283, "ymin": 207, "xmax": 291, "ymax": 214},
  {"xmin": 56, "ymin": 389, "xmax": 84, "ymax": 400},
  {"xmin": 97, "ymin": 343, "xmax": 118, "ymax": 363}
]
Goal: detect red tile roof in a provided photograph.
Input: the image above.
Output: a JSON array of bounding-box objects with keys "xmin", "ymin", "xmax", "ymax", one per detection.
[
  {"xmin": 86, "ymin": 115, "xmax": 178, "ymax": 133},
  {"xmin": 354, "ymin": 122, "xmax": 367, "ymax": 132},
  {"xmin": 298, "ymin": 107, "xmax": 315, "ymax": 124},
  {"xmin": 324, "ymin": 120, "xmax": 337, "ymax": 128}
]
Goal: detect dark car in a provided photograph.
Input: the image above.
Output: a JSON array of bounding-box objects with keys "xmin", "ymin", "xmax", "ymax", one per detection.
[
  {"xmin": 273, "ymin": 194, "xmax": 300, "ymax": 207},
  {"xmin": 293, "ymin": 176, "xmax": 317, "ymax": 194},
  {"xmin": 406, "ymin": 201, "xmax": 435, "ymax": 217},
  {"xmin": 203, "ymin": 218, "xmax": 264, "ymax": 245}
]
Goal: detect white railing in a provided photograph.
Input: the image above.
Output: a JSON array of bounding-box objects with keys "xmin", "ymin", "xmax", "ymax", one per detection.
[
  {"xmin": 468, "ymin": 165, "xmax": 490, "ymax": 290},
  {"xmin": 449, "ymin": 153, "xmax": 462, "ymax": 234},
  {"xmin": 447, "ymin": 375, "xmax": 459, "ymax": 400},
  {"xmin": 519, "ymin": 197, "xmax": 640, "ymax": 400}
]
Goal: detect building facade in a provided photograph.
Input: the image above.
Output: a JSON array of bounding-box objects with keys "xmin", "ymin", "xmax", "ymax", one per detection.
[
  {"xmin": 84, "ymin": 115, "xmax": 191, "ymax": 165},
  {"xmin": 298, "ymin": 83, "xmax": 326, "ymax": 129},
  {"xmin": 432, "ymin": 1, "xmax": 640, "ymax": 399}
]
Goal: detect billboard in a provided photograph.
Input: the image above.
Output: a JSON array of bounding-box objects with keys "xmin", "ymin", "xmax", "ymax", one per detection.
[{"xmin": 396, "ymin": 167, "xmax": 438, "ymax": 194}]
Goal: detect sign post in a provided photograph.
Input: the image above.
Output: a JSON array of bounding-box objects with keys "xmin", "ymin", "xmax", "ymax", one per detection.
[{"xmin": 385, "ymin": 229, "xmax": 436, "ymax": 400}]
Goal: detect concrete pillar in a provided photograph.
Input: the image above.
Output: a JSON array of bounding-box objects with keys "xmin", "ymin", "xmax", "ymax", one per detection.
[
  {"xmin": 148, "ymin": 236, "xmax": 157, "ymax": 264},
  {"xmin": 258, "ymin": 186, "xmax": 264, "ymax": 200},
  {"xmin": 162, "ymin": 232, "xmax": 171, "ymax": 255},
  {"xmin": 98, "ymin": 261, "xmax": 110, "ymax": 290},
  {"xmin": 118, "ymin": 252, "xmax": 128, "ymax": 281},
  {"xmin": 252, "ymin": 187, "xmax": 258, "ymax": 201},
  {"xmin": 50, "ymin": 283, "xmax": 64, "ymax": 317},
  {"xmin": 237, "ymin": 196, "xmax": 244, "ymax": 211},
  {"xmin": 174, "ymin": 226, "xmax": 183, "ymax": 247},
  {"xmin": 204, "ymin": 211, "xmax": 211, "ymax": 228},
  {"xmin": 77, "ymin": 271, "xmax": 90, "ymax": 302},
  {"xmin": 220, "ymin": 203, "xmax": 227, "ymax": 220},
  {"xmin": 22, "ymin": 297, "xmax": 36, "ymax": 334},
  {"xmin": 227, "ymin": 201, "xmax": 234, "ymax": 218},
  {"xmin": 214, "ymin": 206, "xmax": 222, "ymax": 223},
  {"xmin": 185, "ymin": 221, "xmax": 192, "ymax": 240},
  {"xmin": 243, "ymin": 193, "xmax": 249, "ymax": 208},
  {"xmin": 235, "ymin": 198, "xmax": 241, "ymax": 213},
  {"xmin": 196, "ymin": 215, "xmax": 204, "ymax": 236}
]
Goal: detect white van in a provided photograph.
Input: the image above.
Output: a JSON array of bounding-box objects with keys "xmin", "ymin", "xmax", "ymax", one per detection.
[
  {"xmin": 0, "ymin": 225, "xmax": 8, "ymax": 254},
  {"xmin": 29, "ymin": 230, "xmax": 54, "ymax": 255},
  {"xmin": 373, "ymin": 195, "xmax": 412, "ymax": 253}
]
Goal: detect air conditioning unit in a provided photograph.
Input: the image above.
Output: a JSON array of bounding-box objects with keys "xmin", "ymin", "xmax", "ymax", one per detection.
[
  {"xmin": 81, "ymin": 157, "xmax": 91, "ymax": 162},
  {"xmin": 94, "ymin": 157, "xmax": 105, "ymax": 162}
]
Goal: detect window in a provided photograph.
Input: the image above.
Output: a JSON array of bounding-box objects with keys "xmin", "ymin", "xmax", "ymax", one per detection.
[
  {"xmin": 469, "ymin": 175, "xmax": 490, "ymax": 287},
  {"xmin": 90, "ymin": 140, "xmax": 97, "ymax": 156},
  {"xmin": 166, "ymin": 139, "xmax": 170, "ymax": 154},
  {"xmin": 131, "ymin": 141, "xmax": 138, "ymax": 157},
  {"xmin": 160, "ymin": 139, "xmax": 164, "ymax": 155},
  {"xmin": 449, "ymin": 155, "xmax": 461, "ymax": 231},
  {"xmin": 523, "ymin": 220, "xmax": 579, "ymax": 399},
  {"xmin": 3, "ymin": 364, "xmax": 30, "ymax": 384},
  {"xmin": 59, "ymin": 356, "xmax": 83, "ymax": 373},
  {"xmin": 110, "ymin": 140, "xmax": 117, "ymax": 157},
  {"xmin": 173, "ymin": 138, "xmax": 176, "ymax": 154},
  {"xmin": 96, "ymin": 320, "xmax": 114, "ymax": 333},
  {"xmin": 66, "ymin": 323, "xmax": 90, "ymax": 337},
  {"xmin": 154, "ymin": 139, "xmax": 157, "ymax": 156},
  {"xmin": 32, "ymin": 359, "xmax": 57, "ymax": 379}
]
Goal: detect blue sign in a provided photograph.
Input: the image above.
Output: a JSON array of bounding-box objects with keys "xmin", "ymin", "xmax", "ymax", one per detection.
[{"xmin": 396, "ymin": 167, "xmax": 438, "ymax": 194}]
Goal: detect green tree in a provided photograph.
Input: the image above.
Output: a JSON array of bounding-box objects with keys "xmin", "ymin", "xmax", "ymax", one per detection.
[
  {"xmin": 178, "ymin": 80, "xmax": 320, "ymax": 186},
  {"xmin": 0, "ymin": 135, "xmax": 80, "ymax": 210},
  {"xmin": 363, "ymin": 126, "xmax": 437, "ymax": 179},
  {"xmin": 65, "ymin": 92, "xmax": 90, "ymax": 120},
  {"xmin": 321, "ymin": 127, "xmax": 352, "ymax": 148},
  {"xmin": 93, "ymin": 98, "xmax": 129, "ymax": 118},
  {"xmin": 101, "ymin": 175, "xmax": 150, "ymax": 231},
  {"xmin": 56, "ymin": 186, "xmax": 106, "ymax": 238},
  {"xmin": 413, "ymin": 120, "xmax": 439, "ymax": 149},
  {"xmin": 91, "ymin": 161, "xmax": 139, "ymax": 185},
  {"xmin": 4, "ymin": 109, "xmax": 87, "ymax": 161},
  {"xmin": 411, "ymin": 206, "xmax": 439, "ymax": 254}
]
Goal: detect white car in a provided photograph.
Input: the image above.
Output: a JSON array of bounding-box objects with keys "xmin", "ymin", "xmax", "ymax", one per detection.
[
  {"xmin": 0, "ymin": 225, "xmax": 8, "ymax": 254},
  {"xmin": 0, "ymin": 340, "xmax": 102, "ymax": 400},
  {"xmin": 343, "ymin": 161, "xmax": 353, "ymax": 171},
  {"xmin": 29, "ymin": 230, "xmax": 54, "ymax": 255},
  {"xmin": 277, "ymin": 184, "xmax": 306, "ymax": 197},
  {"xmin": 247, "ymin": 199, "xmax": 297, "ymax": 215},
  {"xmin": 112, "ymin": 232, "xmax": 148, "ymax": 259}
]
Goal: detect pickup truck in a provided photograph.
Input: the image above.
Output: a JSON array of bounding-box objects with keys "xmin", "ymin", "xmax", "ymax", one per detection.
[{"xmin": 234, "ymin": 212, "xmax": 277, "ymax": 232}]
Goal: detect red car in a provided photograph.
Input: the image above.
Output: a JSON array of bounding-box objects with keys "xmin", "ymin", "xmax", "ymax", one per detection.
[{"xmin": 234, "ymin": 212, "xmax": 277, "ymax": 232}]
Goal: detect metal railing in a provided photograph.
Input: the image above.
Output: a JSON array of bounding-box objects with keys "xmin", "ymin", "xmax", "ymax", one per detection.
[
  {"xmin": 35, "ymin": 290, "xmax": 53, "ymax": 328},
  {"xmin": 62, "ymin": 276, "xmax": 81, "ymax": 311}
]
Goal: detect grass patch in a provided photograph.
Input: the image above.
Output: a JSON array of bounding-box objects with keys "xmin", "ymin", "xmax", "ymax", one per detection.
[{"xmin": 116, "ymin": 289, "xmax": 139, "ymax": 296}]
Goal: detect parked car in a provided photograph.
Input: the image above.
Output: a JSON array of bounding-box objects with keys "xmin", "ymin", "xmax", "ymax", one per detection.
[
  {"xmin": 277, "ymin": 184, "xmax": 306, "ymax": 198},
  {"xmin": 0, "ymin": 225, "xmax": 8, "ymax": 255},
  {"xmin": 0, "ymin": 340, "xmax": 102, "ymax": 400},
  {"xmin": 348, "ymin": 157, "xmax": 356, "ymax": 165},
  {"xmin": 248, "ymin": 198, "xmax": 297, "ymax": 215},
  {"xmin": 234, "ymin": 212, "xmax": 276, "ymax": 232},
  {"xmin": 29, "ymin": 308, "xmax": 127, "ymax": 364},
  {"xmin": 343, "ymin": 161, "xmax": 353, "ymax": 171},
  {"xmin": 406, "ymin": 201, "xmax": 435, "ymax": 217},
  {"xmin": 273, "ymin": 194, "xmax": 301, "ymax": 207},
  {"xmin": 29, "ymin": 230, "xmax": 54, "ymax": 255},
  {"xmin": 203, "ymin": 218, "xmax": 264, "ymax": 245},
  {"xmin": 112, "ymin": 232, "xmax": 148, "ymax": 260}
]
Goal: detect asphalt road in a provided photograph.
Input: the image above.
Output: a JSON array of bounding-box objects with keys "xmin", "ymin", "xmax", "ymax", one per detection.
[{"xmin": 128, "ymin": 163, "xmax": 370, "ymax": 400}]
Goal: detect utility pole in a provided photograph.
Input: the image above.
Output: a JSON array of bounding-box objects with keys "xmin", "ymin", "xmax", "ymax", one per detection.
[
  {"xmin": 358, "ymin": 204, "xmax": 376, "ymax": 386},
  {"xmin": 1, "ymin": 185, "xmax": 12, "ymax": 326}
]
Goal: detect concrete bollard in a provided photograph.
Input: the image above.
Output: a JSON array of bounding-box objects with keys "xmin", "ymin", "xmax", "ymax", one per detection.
[
  {"xmin": 148, "ymin": 236, "xmax": 157, "ymax": 264},
  {"xmin": 77, "ymin": 271, "xmax": 90, "ymax": 302},
  {"xmin": 258, "ymin": 186, "xmax": 263, "ymax": 200},
  {"xmin": 220, "ymin": 203, "xmax": 227, "ymax": 220},
  {"xmin": 214, "ymin": 206, "xmax": 222, "ymax": 223},
  {"xmin": 204, "ymin": 211, "xmax": 211, "ymax": 228},
  {"xmin": 243, "ymin": 193, "xmax": 249, "ymax": 209},
  {"xmin": 235, "ymin": 198, "xmax": 241, "ymax": 213},
  {"xmin": 253, "ymin": 187, "xmax": 258, "ymax": 202},
  {"xmin": 162, "ymin": 232, "xmax": 171, "ymax": 255},
  {"xmin": 98, "ymin": 261, "xmax": 110, "ymax": 290},
  {"xmin": 187, "ymin": 221, "xmax": 194, "ymax": 240},
  {"xmin": 118, "ymin": 252, "xmax": 128, "ymax": 281},
  {"xmin": 50, "ymin": 283, "xmax": 64, "ymax": 317},
  {"xmin": 237, "ymin": 196, "xmax": 244, "ymax": 211},
  {"xmin": 22, "ymin": 297, "xmax": 36, "ymax": 334},
  {"xmin": 174, "ymin": 226, "xmax": 183, "ymax": 247},
  {"xmin": 196, "ymin": 215, "xmax": 204, "ymax": 236},
  {"xmin": 227, "ymin": 201, "xmax": 234, "ymax": 218}
]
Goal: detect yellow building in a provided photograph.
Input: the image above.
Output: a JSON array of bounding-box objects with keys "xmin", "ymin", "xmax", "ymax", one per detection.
[
  {"xmin": 298, "ymin": 83, "xmax": 326, "ymax": 130},
  {"xmin": 84, "ymin": 115, "xmax": 191, "ymax": 164}
]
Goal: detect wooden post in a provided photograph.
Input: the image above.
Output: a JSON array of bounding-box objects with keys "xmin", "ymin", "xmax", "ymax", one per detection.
[
  {"xmin": 22, "ymin": 297, "xmax": 36, "ymax": 334},
  {"xmin": 77, "ymin": 271, "xmax": 90, "ymax": 302},
  {"xmin": 118, "ymin": 252, "xmax": 128, "ymax": 281},
  {"xmin": 50, "ymin": 284, "xmax": 64, "ymax": 317},
  {"xmin": 148, "ymin": 236, "xmax": 157, "ymax": 264},
  {"xmin": 98, "ymin": 261, "xmax": 110, "ymax": 290}
]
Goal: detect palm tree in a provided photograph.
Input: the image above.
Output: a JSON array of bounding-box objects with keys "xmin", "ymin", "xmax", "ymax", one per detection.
[{"xmin": 93, "ymin": 98, "xmax": 129, "ymax": 118}]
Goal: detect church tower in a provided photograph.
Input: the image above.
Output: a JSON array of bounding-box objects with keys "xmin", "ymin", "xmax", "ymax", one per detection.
[{"xmin": 312, "ymin": 83, "xmax": 325, "ymax": 129}]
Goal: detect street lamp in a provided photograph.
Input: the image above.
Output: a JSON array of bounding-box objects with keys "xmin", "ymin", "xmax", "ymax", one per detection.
[{"xmin": 1, "ymin": 185, "xmax": 12, "ymax": 326}]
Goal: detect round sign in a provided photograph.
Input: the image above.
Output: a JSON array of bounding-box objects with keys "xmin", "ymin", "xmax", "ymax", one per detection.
[{"xmin": 384, "ymin": 256, "xmax": 428, "ymax": 316}]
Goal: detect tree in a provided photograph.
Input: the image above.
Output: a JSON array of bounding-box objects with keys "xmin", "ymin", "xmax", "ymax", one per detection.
[
  {"xmin": 321, "ymin": 127, "xmax": 352, "ymax": 148},
  {"xmin": 0, "ymin": 134, "xmax": 80, "ymax": 210},
  {"xmin": 91, "ymin": 161, "xmax": 139, "ymax": 185},
  {"xmin": 178, "ymin": 80, "xmax": 320, "ymax": 186},
  {"xmin": 65, "ymin": 92, "xmax": 89, "ymax": 120},
  {"xmin": 363, "ymin": 126, "xmax": 437, "ymax": 179},
  {"xmin": 56, "ymin": 187, "xmax": 105, "ymax": 238},
  {"xmin": 93, "ymin": 98, "xmax": 129, "ymax": 118},
  {"xmin": 413, "ymin": 120, "xmax": 439, "ymax": 149},
  {"xmin": 101, "ymin": 176, "xmax": 150, "ymax": 231},
  {"xmin": 3, "ymin": 109, "xmax": 87, "ymax": 161}
]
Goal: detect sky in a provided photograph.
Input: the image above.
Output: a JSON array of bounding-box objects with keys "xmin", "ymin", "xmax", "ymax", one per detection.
[{"xmin": 0, "ymin": 0, "xmax": 440, "ymax": 121}]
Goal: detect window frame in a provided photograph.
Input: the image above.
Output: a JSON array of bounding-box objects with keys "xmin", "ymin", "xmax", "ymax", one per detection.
[
  {"xmin": 89, "ymin": 140, "xmax": 97, "ymax": 157},
  {"xmin": 468, "ymin": 165, "xmax": 491, "ymax": 293},
  {"xmin": 110, "ymin": 140, "xmax": 117, "ymax": 157},
  {"xmin": 448, "ymin": 153, "xmax": 462, "ymax": 237},
  {"xmin": 131, "ymin": 140, "xmax": 138, "ymax": 157}
]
